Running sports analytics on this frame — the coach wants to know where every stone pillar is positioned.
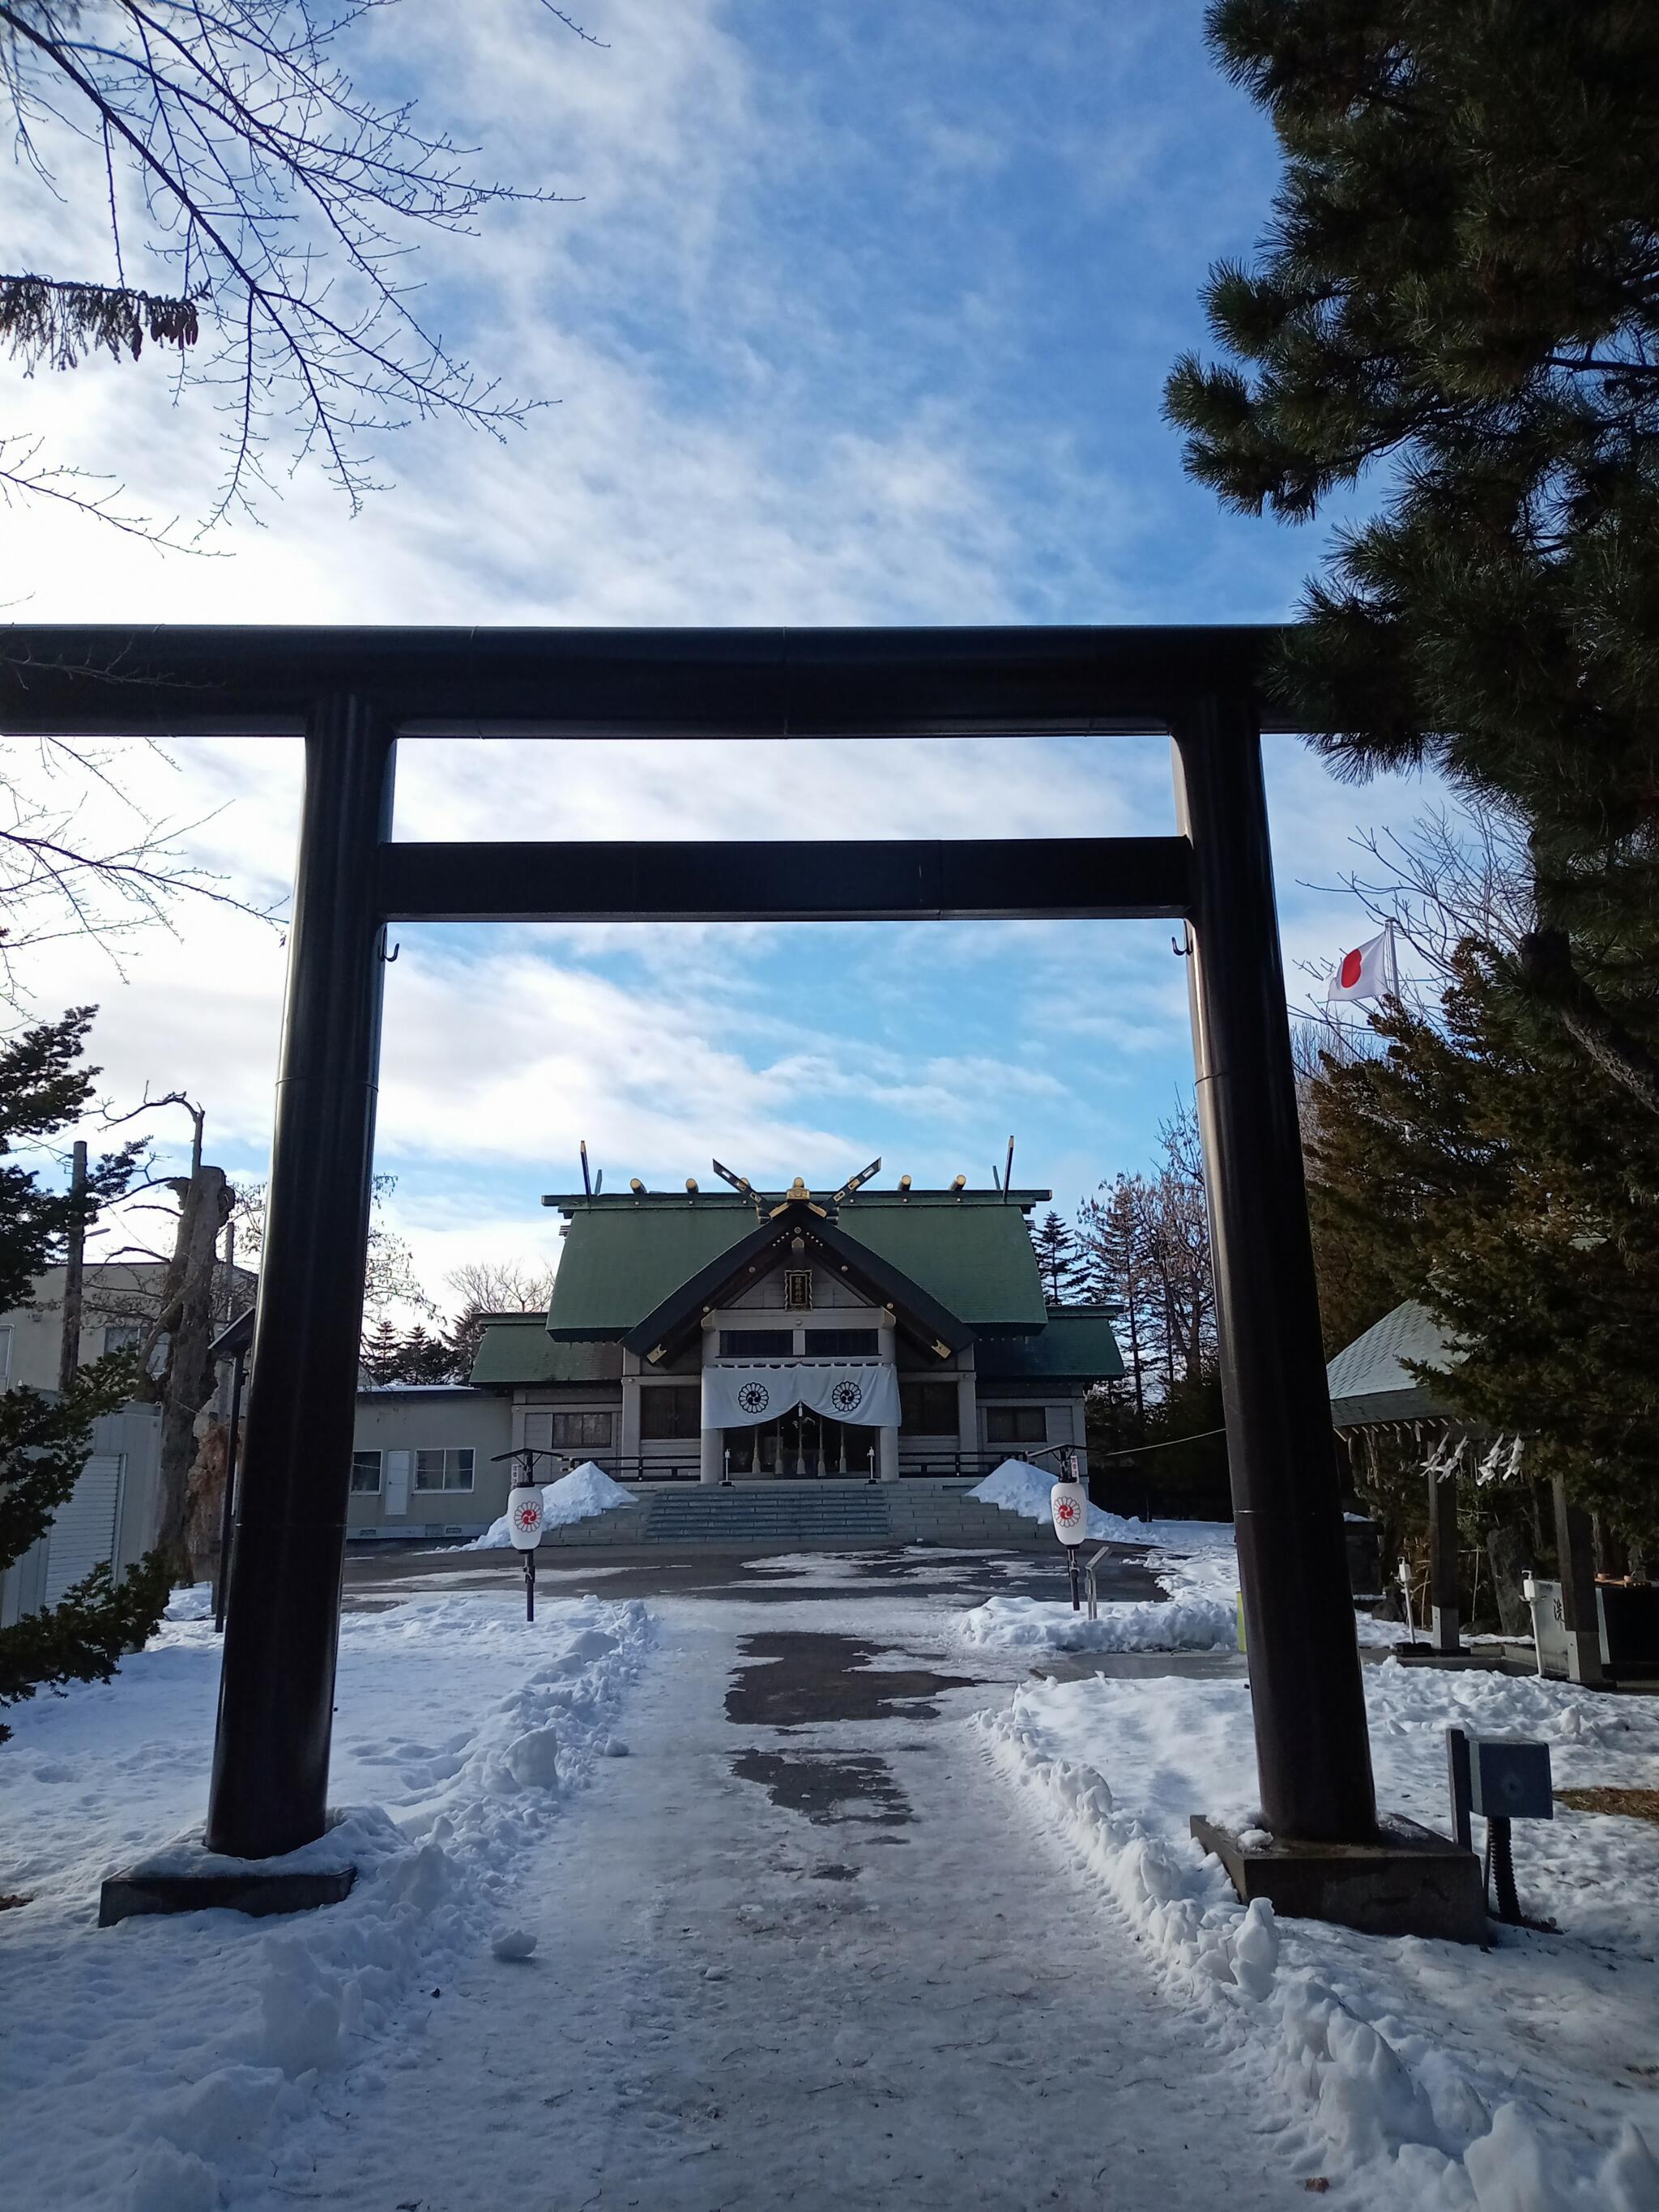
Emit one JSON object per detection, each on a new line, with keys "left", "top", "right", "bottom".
{"left": 1552, "top": 1476, "right": 1606, "bottom": 1686}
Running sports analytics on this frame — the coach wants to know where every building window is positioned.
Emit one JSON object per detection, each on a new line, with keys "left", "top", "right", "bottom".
{"left": 901, "top": 1381, "right": 958, "bottom": 1434}
{"left": 103, "top": 1322, "right": 142, "bottom": 1356}
{"left": 414, "top": 1447, "right": 475, "bottom": 1492}
{"left": 719, "top": 1329, "right": 793, "bottom": 1357}
{"left": 804, "top": 1328, "right": 879, "bottom": 1357}
{"left": 551, "top": 1409, "right": 613, "bottom": 1451}
{"left": 640, "top": 1386, "right": 701, "bottom": 1440}
{"left": 783, "top": 1269, "right": 813, "bottom": 1311}
{"left": 987, "top": 1406, "right": 1047, "bottom": 1446}
{"left": 350, "top": 1450, "right": 383, "bottom": 1494}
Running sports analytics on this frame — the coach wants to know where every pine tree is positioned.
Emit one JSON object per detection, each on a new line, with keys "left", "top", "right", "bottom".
{"left": 1166, "top": 1, "right": 1659, "bottom": 1114}
{"left": 0, "top": 1010, "right": 168, "bottom": 1745}
{"left": 1304, "top": 956, "right": 1659, "bottom": 1546}
{"left": 1029, "top": 1209, "right": 1085, "bottom": 1306}
{"left": 359, "top": 1317, "right": 403, "bottom": 1386}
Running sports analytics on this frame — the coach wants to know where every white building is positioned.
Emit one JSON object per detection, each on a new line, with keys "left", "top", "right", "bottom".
{"left": 347, "top": 1176, "right": 1122, "bottom": 1541}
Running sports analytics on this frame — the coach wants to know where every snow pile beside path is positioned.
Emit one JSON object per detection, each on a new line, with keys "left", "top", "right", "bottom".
{"left": 982, "top": 1656, "right": 1659, "bottom": 2207}
{"left": 968, "top": 1458, "right": 1117, "bottom": 1536}
{"left": 467, "top": 1460, "right": 641, "bottom": 1549}
{"left": 959, "top": 1592, "right": 1236, "bottom": 1654}
{"left": 0, "top": 1592, "right": 653, "bottom": 2212}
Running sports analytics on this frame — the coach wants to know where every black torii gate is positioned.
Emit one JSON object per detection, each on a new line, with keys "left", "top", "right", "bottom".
{"left": 1, "top": 624, "right": 1377, "bottom": 1861}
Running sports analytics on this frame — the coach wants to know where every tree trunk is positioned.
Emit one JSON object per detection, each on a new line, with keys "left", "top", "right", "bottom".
{"left": 1486, "top": 1521, "right": 1531, "bottom": 1638}
{"left": 185, "top": 1417, "right": 231, "bottom": 1584}
{"left": 138, "top": 1164, "right": 234, "bottom": 1582}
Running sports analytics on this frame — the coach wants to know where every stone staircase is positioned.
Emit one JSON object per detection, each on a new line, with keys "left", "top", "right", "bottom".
{"left": 528, "top": 1477, "right": 1056, "bottom": 1551}
{"left": 645, "top": 1481, "right": 893, "bottom": 1546}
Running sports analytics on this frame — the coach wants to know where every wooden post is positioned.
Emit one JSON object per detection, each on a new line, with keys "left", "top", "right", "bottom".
{"left": 1429, "top": 1454, "right": 1461, "bottom": 1655}
{"left": 1171, "top": 695, "right": 1377, "bottom": 1844}
{"left": 206, "top": 697, "right": 395, "bottom": 1858}
{"left": 58, "top": 1139, "right": 87, "bottom": 1391}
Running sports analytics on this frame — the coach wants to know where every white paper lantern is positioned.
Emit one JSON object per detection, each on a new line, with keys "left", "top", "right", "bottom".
{"left": 1050, "top": 1477, "right": 1090, "bottom": 1547}
{"left": 508, "top": 1488, "right": 544, "bottom": 1550}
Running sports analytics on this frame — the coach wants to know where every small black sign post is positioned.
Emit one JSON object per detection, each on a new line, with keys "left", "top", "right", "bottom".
{"left": 495, "top": 1446, "right": 556, "bottom": 1622}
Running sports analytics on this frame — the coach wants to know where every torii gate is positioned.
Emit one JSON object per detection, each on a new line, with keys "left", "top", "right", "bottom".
{"left": 2, "top": 624, "right": 1379, "bottom": 1874}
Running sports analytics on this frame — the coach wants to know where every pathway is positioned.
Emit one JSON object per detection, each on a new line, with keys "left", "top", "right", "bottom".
{"left": 270, "top": 1576, "right": 1320, "bottom": 2210}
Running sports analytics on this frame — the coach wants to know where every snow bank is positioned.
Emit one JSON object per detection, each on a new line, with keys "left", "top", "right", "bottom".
{"left": 968, "top": 1457, "right": 1118, "bottom": 1536}
{"left": 0, "top": 1592, "right": 653, "bottom": 2210}
{"left": 467, "top": 1460, "right": 641, "bottom": 1549}
{"left": 983, "top": 1656, "right": 1659, "bottom": 2208}
{"left": 163, "top": 1583, "right": 213, "bottom": 1622}
{"left": 959, "top": 1591, "right": 1237, "bottom": 1653}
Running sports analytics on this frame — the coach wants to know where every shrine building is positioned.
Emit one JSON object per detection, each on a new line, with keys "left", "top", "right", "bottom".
{"left": 346, "top": 1171, "right": 1122, "bottom": 1541}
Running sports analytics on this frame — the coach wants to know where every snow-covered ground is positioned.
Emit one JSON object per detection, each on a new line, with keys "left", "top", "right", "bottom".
{"left": 972, "top": 1514, "right": 1659, "bottom": 2207}
{"left": 4, "top": 1529, "right": 1657, "bottom": 2211}
{"left": 0, "top": 1590, "right": 651, "bottom": 2210}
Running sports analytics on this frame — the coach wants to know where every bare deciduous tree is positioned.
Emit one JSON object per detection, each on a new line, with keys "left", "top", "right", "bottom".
{"left": 0, "top": 0, "right": 599, "bottom": 532}
{"left": 234, "top": 1171, "right": 436, "bottom": 1343}
{"left": 446, "top": 1257, "right": 557, "bottom": 1317}
{"left": 0, "top": 731, "right": 279, "bottom": 1008}
{"left": 1077, "top": 1104, "right": 1215, "bottom": 1414}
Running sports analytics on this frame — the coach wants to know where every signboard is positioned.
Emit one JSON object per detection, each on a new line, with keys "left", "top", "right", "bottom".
{"left": 1525, "top": 1577, "right": 1571, "bottom": 1678}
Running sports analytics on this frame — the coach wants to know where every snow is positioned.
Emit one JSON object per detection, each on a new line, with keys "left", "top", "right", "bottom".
{"left": 9, "top": 1519, "right": 1659, "bottom": 2210}
{"left": 464, "top": 1460, "right": 642, "bottom": 1549}
{"left": 960, "top": 1590, "right": 1238, "bottom": 1652}
{"left": 983, "top": 1653, "right": 1659, "bottom": 2207}
{"left": 957, "top": 1512, "right": 1410, "bottom": 1655}
{"left": 0, "top": 1591, "right": 651, "bottom": 2211}
{"left": 969, "top": 1455, "right": 1120, "bottom": 1535}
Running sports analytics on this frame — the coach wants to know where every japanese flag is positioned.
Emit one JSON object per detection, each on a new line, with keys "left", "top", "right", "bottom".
{"left": 1326, "top": 926, "right": 1395, "bottom": 1004}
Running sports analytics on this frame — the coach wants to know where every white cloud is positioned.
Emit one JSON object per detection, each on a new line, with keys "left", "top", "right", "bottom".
{"left": 3, "top": 0, "right": 1456, "bottom": 1281}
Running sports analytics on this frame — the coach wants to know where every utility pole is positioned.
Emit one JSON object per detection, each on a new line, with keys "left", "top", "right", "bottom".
{"left": 58, "top": 1140, "right": 87, "bottom": 1392}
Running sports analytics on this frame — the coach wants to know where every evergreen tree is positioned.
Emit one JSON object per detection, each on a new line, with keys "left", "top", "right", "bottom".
{"left": 1029, "top": 1209, "right": 1085, "bottom": 1306}
{"left": 1166, "top": 0, "right": 1659, "bottom": 1113}
{"left": 442, "top": 1303, "right": 493, "bottom": 1385}
{"left": 394, "top": 1325, "right": 465, "bottom": 1386}
{"left": 1304, "top": 955, "right": 1659, "bottom": 1545}
{"left": 359, "top": 1317, "right": 403, "bottom": 1386}
{"left": 0, "top": 1010, "right": 168, "bottom": 1745}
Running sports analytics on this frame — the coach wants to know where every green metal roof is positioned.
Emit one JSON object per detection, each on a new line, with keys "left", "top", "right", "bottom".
{"left": 975, "top": 1309, "right": 1124, "bottom": 1383}
{"left": 1327, "top": 1300, "right": 1459, "bottom": 1428}
{"left": 469, "top": 1317, "right": 623, "bottom": 1389}
{"left": 544, "top": 1188, "right": 1051, "bottom": 1336}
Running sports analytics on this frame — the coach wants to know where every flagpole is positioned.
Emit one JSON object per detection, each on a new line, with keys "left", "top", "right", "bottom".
{"left": 1386, "top": 918, "right": 1401, "bottom": 999}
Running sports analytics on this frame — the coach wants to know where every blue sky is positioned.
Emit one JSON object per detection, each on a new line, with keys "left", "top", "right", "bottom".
{"left": 9, "top": 1, "right": 1429, "bottom": 1302}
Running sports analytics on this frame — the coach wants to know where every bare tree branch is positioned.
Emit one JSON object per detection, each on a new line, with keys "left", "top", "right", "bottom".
{"left": 0, "top": 1, "right": 591, "bottom": 529}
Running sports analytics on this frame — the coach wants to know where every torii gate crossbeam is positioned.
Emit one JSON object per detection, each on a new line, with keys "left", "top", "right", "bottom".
{"left": 0, "top": 624, "right": 1378, "bottom": 1864}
